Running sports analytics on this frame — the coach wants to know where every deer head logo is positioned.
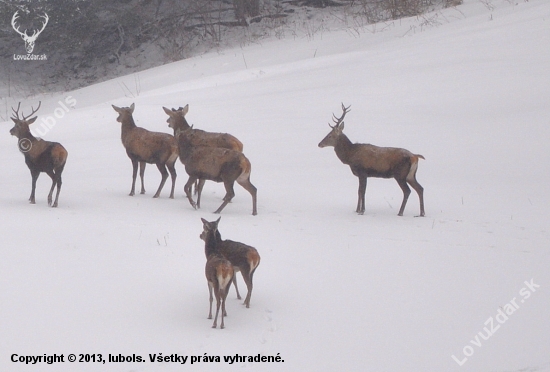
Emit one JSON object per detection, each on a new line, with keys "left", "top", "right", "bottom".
{"left": 11, "top": 11, "right": 49, "bottom": 54}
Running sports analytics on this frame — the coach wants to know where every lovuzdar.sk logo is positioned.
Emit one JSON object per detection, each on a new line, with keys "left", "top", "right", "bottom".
{"left": 11, "top": 10, "right": 49, "bottom": 60}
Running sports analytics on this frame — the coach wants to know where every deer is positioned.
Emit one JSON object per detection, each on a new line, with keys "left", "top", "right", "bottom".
{"left": 177, "top": 127, "right": 257, "bottom": 215}
{"left": 318, "top": 103, "right": 425, "bottom": 217}
{"left": 9, "top": 102, "right": 68, "bottom": 207}
{"left": 201, "top": 217, "right": 260, "bottom": 308}
{"left": 200, "top": 220, "right": 234, "bottom": 329}
{"left": 11, "top": 11, "right": 49, "bottom": 54}
{"left": 112, "top": 104, "right": 178, "bottom": 199}
{"left": 163, "top": 105, "right": 243, "bottom": 204}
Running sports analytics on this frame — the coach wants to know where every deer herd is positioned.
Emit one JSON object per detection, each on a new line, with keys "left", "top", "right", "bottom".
{"left": 7, "top": 101, "right": 425, "bottom": 328}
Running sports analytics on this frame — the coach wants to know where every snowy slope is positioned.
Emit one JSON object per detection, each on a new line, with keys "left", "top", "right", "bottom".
{"left": 1, "top": 1, "right": 549, "bottom": 371}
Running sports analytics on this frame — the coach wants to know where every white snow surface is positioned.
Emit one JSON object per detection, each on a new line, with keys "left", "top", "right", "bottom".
{"left": 1, "top": 1, "right": 549, "bottom": 371}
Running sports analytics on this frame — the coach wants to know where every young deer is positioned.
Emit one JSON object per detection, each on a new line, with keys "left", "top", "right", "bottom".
{"left": 319, "top": 103, "right": 425, "bottom": 217}
{"left": 163, "top": 105, "right": 243, "bottom": 203}
{"left": 200, "top": 219, "right": 234, "bottom": 329}
{"left": 112, "top": 104, "right": 178, "bottom": 198}
{"left": 9, "top": 102, "right": 68, "bottom": 207}
{"left": 178, "top": 128, "right": 257, "bottom": 215}
{"left": 201, "top": 217, "right": 260, "bottom": 308}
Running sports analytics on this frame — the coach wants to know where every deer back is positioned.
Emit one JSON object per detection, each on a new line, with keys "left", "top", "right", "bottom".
{"left": 218, "top": 238, "right": 260, "bottom": 273}
{"left": 123, "top": 127, "right": 178, "bottom": 163}
{"left": 187, "top": 128, "right": 243, "bottom": 152}
{"left": 178, "top": 130, "right": 249, "bottom": 180}
{"left": 341, "top": 141, "right": 419, "bottom": 179}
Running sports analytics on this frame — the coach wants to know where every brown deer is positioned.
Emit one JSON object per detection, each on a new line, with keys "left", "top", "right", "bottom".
{"left": 112, "top": 104, "right": 178, "bottom": 198}
{"left": 200, "top": 217, "right": 260, "bottom": 308}
{"left": 318, "top": 103, "right": 425, "bottom": 217}
{"left": 9, "top": 102, "right": 67, "bottom": 207}
{"left": 200, "top": 219, "right": 234, "bottom": 329}
{"left": 178, "top": 128, "right": 257, "bottom": 215}
{"left": 163, "top": 105, "right": 243, "bottom": 204}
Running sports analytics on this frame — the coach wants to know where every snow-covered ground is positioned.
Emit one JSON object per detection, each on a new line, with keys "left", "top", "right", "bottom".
{"left": 1, "top": 1, "right": 549, "bottom": 371}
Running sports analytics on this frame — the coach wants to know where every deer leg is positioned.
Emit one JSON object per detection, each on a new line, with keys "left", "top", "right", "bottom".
{"left": 396, "top": 178, "right": 412, "bottom": 216}
{"left": 241, "top": 268, "right": 254, "bottom": 308}
{"left": 29, "top": 169, "right": 39, "bottom": 204}
{"left": 45, "top": 169, "right": 62, "bottom": 207}
{"left": 167, "top": 161, "right": 177, "bottom": 199}
{"left": 236, "top": 173, "right": 258, "bottom": 216}
{"left": 129, "top": 159, "right": 138, "bottom": 196}
{"left": 153, "top": 163, "right": 169, "bottom": 198}
{"left": 52, "top": 172, "right": 62, "bottom": 208}
{"left": 196, "top": 179, "right": 206, "bottom": 209}
{"left": 357, "top": 176, "right": 367, "bottom": 214}
{"left": 184, "top": 176, "right": 197, "bottom": 209}
{"left": 193, "top": 180, "right": 199, "bottom": 195}
{"left": 46, "top": 170, "right": 56, "bottom": 206}
{"left": 407, "top": 178, "right": 425, "bottom": 217}
{"left": 214, "top": 181, "right": 235, "bottom": 214}
{"left": 139, "top": 161, "right": 146, "bottom": 194}
{"left": 232, "top": 269, "right": 242, "bottom": 300}
{"left": 220, "top": 287, "right": 228, "bottom": 329}
{"left": 213, "top": 286, "right": 222, "bottom": 329}
{"left": 207, "top": 282, "right": 214, "bottom": 320}
{"left": 223, "top": 278, "right": 232, "bottom": 316}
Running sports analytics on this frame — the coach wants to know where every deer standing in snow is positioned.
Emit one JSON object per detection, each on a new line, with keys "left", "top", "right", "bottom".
{"left": 200, "top": 218, "right": 235, "bottom": 329}
{"left": 163, "top": 105, "right": 243, "bottom": 206}
{"left": 318, "top": 103, "right": 425, "bottom": 216}
{"left": 177, "top": 127, "right": 257, "bottom": 215}
{"left": 112, "top": 104, "right": 178, "bottom": 198}
{"left": 200, "top": 217, "right": 260, "bottom": 308}
{"left": 9, "top": 102, "right": 67, "bottom": 207}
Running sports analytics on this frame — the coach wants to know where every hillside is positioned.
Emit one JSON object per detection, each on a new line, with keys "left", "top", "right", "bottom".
{"left": 1, "top": 0, "right": 549, "bottom": 371}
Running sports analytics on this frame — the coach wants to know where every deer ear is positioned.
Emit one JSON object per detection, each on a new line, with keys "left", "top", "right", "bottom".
{"left": 339, "top": 122, "right": 345, "bottom": 131}
{"left": 27, "top": 117, "right": 38, "bottom": 124}
{"left": 215, "top": 216, "right": 221, "bottom": 224}
{"left": 182, "top": 104, "right": 189, "bottom": 115}
{"left": 112, "top": 105, "right": 121, "bottom": 112}
{"left": 129, "top": 103, "right": 135, "bottom": 113}
{"left": 162, "top": 106, "right": 173, "bottom": 116}
{"left": 201, "top": 218, "right": 208, "bottom": 225}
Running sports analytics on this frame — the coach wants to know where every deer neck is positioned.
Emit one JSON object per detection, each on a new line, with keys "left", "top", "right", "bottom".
{"left": 177, "top": 133, "right": 194, "bottom": 160}
{"left": 204, "top": 231, "right": 223, "bottom": 258}
{"left": 120, "top": 115, "right": 137, "bottom": 137}
{"left": 334, "top": 133, "right": 355, "bottom": 165}
{"left": 16, "top": 128, "right": 38, "bottom": 143}
{"left": 174, "top": 116, "right": 190, "bottom": 132}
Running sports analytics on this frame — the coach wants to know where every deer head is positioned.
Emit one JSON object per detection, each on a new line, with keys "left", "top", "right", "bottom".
{"left": 318, "top": 103, "right": 351, "bottom": 148}
{"left": 163, "top": 105, "right": 190, "bottom": 132}
{"left": 112, "top": 103, "right": 135, "bottom": 122}
{"left": 10, "top": 101, "right": 41, "bottom": 138}
{"left": 11, "top": 11, "right": 49, "bottom": 54}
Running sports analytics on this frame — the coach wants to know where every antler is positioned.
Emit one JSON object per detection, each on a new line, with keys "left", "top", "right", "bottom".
{"left": 11, "top": 102, "right": 22, "bottom": 120}
{"left": 11, "top": 11, "right": 27, "bottom": 38}
{"left": 23, "top": 101, "right": 42, "bottom": 120}
{"left": 329, "top": 103, "right": 351, "bottom": 128}
{"left": 11, "top": 11, "right": 48, "bottom": 39}
{"left": 32, "top": 13, "right": 49, "bottom": 39}
{"left": 12, "top": 102, "right": 41, "bottom": 121}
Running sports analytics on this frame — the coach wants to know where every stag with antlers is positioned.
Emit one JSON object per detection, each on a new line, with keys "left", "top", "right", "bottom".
{"left": 9, "top": 102, "right": 68, "bottom": 207}
{"left": 318, "top": 103, "right": 425, "bottom": 217}
{"left": 11, "top": 11, "right": 49, "bottom": 54}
